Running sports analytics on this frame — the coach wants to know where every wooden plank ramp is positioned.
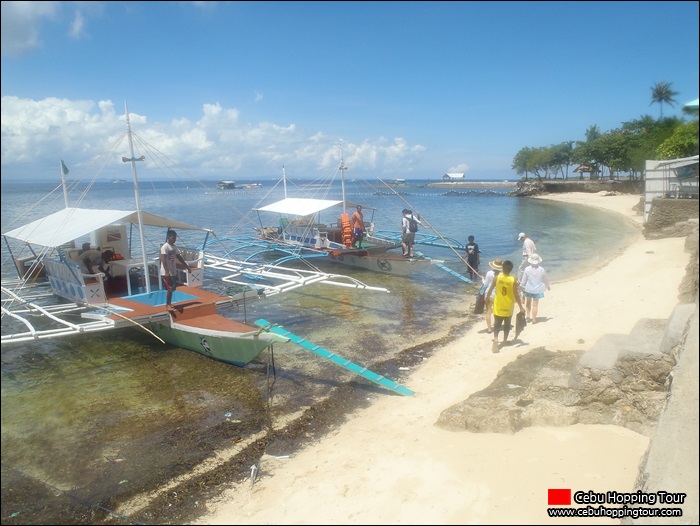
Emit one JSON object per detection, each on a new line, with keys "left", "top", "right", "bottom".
{"left": 254, "top": 319, "right": 414, "bottom": 396}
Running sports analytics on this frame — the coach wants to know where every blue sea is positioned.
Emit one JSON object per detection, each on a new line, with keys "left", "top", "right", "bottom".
{"left": 0, "top": 178, "right": 639, "bottom": 523}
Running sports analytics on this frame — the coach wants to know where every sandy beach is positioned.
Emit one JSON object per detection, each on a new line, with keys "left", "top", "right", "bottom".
{"left": 197, "top": 192, "right": 690, "bottom": 525}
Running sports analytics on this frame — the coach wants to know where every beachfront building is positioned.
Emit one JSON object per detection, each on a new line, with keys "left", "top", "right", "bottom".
{"left": 443, "top": 172, "right": 465, "bottom": 181}
{"left": 643, "top": 155, "right": 699, "bottom": 223}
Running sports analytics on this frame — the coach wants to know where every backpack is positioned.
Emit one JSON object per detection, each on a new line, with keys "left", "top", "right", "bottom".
{"left": 408, "top": 215, "right": 419, "bottom": 233}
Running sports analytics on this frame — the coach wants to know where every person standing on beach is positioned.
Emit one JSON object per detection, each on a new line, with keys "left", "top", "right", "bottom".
{"left": 160, "top": 229, "right": 192, "bottom": 313}
{"left": 517, "top": 232, "right": 537, "bottom": 282}
{"left": 520, "top": 253, "right": 550, "bottom": 323}
{"left": 465, "top": 235, "right": 480, "bottom": 281}
{"left": 486, "top": 260, "right": 524, "bottom": 352}
{"left": 351, "top": 205, "right": 365, "bottom": 248}
{"left": 481, "top": 258, "right": 502, "bottom": 333}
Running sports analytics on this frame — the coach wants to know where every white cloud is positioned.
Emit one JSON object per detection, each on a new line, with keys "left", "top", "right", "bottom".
{"left": 1, "top": 1, "right": 59, "bottom": 57}
{"left": 1, "top": 96, "right": 429, "bottom": 180}
{"left": 68, "top": 9, "right": 85, "bottom": 39}
{"left": 448, "top": 163, "right": 471, "bottom": 174}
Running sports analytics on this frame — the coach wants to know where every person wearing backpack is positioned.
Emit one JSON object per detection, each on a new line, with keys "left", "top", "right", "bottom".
{"left": 401, "top": 209, "right": 421, "bottom": 257}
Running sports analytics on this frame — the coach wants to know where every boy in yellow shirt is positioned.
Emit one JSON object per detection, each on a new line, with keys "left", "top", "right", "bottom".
{"left": 485, "top": 260, "right": 525, "bottom": 353}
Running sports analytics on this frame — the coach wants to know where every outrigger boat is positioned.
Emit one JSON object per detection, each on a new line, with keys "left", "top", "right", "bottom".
{"left": 1, "top": 106, "right": 413, "bottom": 396}
{"left": 248, "top": 153, "right": 443, "bottom": 277}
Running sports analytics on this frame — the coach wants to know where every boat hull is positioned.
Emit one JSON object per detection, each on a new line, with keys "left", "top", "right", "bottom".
{"left": 149, "top": 314, "right": 288, "bottom": 367}
{"left": 104, "top": 287, "right": 288, "bottom": 366}
{"left": 328, "top": 253, "right": 432, "bottom": 276}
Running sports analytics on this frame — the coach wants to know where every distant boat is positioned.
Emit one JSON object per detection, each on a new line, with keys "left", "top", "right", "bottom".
{"left": 243, "top": 183, "right": 263, "bottom": 189}
{"left": 390, "top": 178, "right": 407, "bottom": 186}
{"left": 217, "top": 180, "right": 236, "bottom": 190}
{"left": 111, "top": 179, "right": 127, "bottom": 184}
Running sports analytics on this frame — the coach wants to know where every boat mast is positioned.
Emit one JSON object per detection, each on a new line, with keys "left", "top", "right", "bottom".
{"left": 282, "top": 165, "right": 288, "bottom": 198}
{"left": 60, "top": 160, "right": 69, "bottom": 208}
{"left": 339, "top": 142, "right": 348, "bottom": 215}
{"left": 123, "top": 102, "right": 151, "bottom": 293}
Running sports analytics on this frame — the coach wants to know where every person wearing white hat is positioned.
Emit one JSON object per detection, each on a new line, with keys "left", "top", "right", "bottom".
{"left": 520, "top": 253, "right": 550, "bottom": 323}
{"left": 480, "top": 258, "right": 503, "bottom": 333}
{"left": 517, "top": 232, "right": 537, "bottom": 282}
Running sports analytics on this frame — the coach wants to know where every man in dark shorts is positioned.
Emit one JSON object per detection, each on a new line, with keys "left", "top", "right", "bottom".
{"left": 160, "top": 229, "right": 192, "bottom": 312}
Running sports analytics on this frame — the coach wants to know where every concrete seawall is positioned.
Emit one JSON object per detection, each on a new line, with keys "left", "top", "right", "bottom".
{"left": 626, "top": 292, "right": 699, "bottom": 524}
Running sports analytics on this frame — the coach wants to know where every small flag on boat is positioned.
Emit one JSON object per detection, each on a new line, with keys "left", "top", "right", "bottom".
{"left": 122, "top": 155, "right": 146, "bottom": 163}
{"left": 61, "top": 160, "right": 69, "bottom": 175}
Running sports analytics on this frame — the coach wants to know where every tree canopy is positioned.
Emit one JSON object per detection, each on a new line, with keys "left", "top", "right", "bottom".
{"left": 512, "top": 83, "right": 698, "bottom": 181}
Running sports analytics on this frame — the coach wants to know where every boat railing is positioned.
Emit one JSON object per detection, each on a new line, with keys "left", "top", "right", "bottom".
{"left": 177, "top": 248, "right": 205, "bottom": 287}
{"left": 44, "top": 258, "right": 108, "bottom": 305}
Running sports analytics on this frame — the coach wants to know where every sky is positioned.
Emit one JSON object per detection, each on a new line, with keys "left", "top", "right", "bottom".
{"left": 1, "top": 1, "right": 698, "bottom": 182}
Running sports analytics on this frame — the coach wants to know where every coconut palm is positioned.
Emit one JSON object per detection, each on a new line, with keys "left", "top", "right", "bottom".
{"left": 650, "top": 81, "right": 678, "bottom": 119}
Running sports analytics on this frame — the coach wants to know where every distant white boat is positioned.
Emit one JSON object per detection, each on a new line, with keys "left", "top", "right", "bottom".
{"left": 111, "top": 179, "right": 127, "bottom": 184}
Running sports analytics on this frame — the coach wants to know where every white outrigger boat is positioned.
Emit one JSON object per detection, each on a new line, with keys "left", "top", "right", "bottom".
{"left": 247, "top": 152, "right": 443, "bottom": 277}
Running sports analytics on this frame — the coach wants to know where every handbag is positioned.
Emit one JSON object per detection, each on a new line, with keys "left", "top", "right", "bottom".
{"left": 474, "top": 291, "right": 485, "bottom": 314}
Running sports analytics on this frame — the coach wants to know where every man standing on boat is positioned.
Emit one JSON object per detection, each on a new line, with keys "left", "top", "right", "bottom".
{"left": 160, "top": 229, "right": 192, "bottom": 313}
{"left": 351, "top": 205, "right": 365, "bottom": 248}
{"left": 401, "top": 209, "right": 421, "bottom": 258}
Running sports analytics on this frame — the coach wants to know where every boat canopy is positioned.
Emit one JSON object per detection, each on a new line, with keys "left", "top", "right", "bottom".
{"left": 254, "top": 198, "right": 343, "bottom": 216}
{"left": 3, "top": 207, "right": 210, "bottom": 248}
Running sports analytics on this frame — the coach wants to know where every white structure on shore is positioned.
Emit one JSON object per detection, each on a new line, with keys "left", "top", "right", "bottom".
{"left": 442, "top": 172, "right": 465, "bottom": 181}
{"left": 643, "top": 155, "right": 699, "bottom": 223}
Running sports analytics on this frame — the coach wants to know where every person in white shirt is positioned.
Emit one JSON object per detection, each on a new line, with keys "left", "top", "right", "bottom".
{"left": 517, "top": 232, "right": 537, "bottom": 282}
{"left": 520, "top": 253, "right": 550, "bottom": 323}
{"left": 401, "top": 209, "right": 422, "bottom": 257}
{"left": 160, "top": 229, "right": 192, "bottom": 312}
{"left": 480, "top": 258, "right": 502, "bottom": 333}
{"left": 79, "top": 249, "right": 114, "bottom": 278}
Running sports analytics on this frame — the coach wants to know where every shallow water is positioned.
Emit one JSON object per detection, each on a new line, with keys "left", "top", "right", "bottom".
{"left": 0, "top": 179, "right": 640, "bottom": 523}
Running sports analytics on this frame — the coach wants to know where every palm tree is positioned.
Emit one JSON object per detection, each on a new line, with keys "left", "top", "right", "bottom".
{"left": 650, "top": 81, "right": 678, "bottom": 119}
{"left": 585, "top": 124, "right": 601, "bottom": 142}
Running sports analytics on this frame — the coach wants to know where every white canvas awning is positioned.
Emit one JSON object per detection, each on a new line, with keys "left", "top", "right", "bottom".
{"left": 254, "top": 198, "right": 343, "bottom": 216}
{"left": 655, "top": 155, "right": 699, "bottom": 169}
{"left": 3, "top": 207, "right": 209, "bottom": 248}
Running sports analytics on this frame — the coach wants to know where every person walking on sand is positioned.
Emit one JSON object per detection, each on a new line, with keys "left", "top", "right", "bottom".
{"left": 486, "top": 260, "right": 524, "bottom": 353}
{"left": 351, "top": 205, "right": 365, "bottom": 248}
{"left": 517, "top": 232, "right": 537, "bottom": 282}
{"left": 481, "top": 258, "right": 502, "bottom": 333}
{"left": 520, "top": 253, "right": 550, "bottom": 323}
{"left": 160, "top": 229, "right": 192, "bottom": 312}
{"left": 465, "top": 235, "right": 481, "bottom": 281}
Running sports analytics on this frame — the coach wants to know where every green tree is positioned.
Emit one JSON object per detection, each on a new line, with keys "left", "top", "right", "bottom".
{"left": 655, "top": 120, "right": 700, "bottom": 159}
{"left": 585, "top": 124, "right": 601, "bottom": 142}
{"left": 650, "top": 81, "right": 678, "bottom": 119}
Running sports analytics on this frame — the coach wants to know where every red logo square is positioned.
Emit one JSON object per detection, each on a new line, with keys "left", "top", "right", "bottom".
{"left": 548, "top": 488, "right": 571, "bottom": 505}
